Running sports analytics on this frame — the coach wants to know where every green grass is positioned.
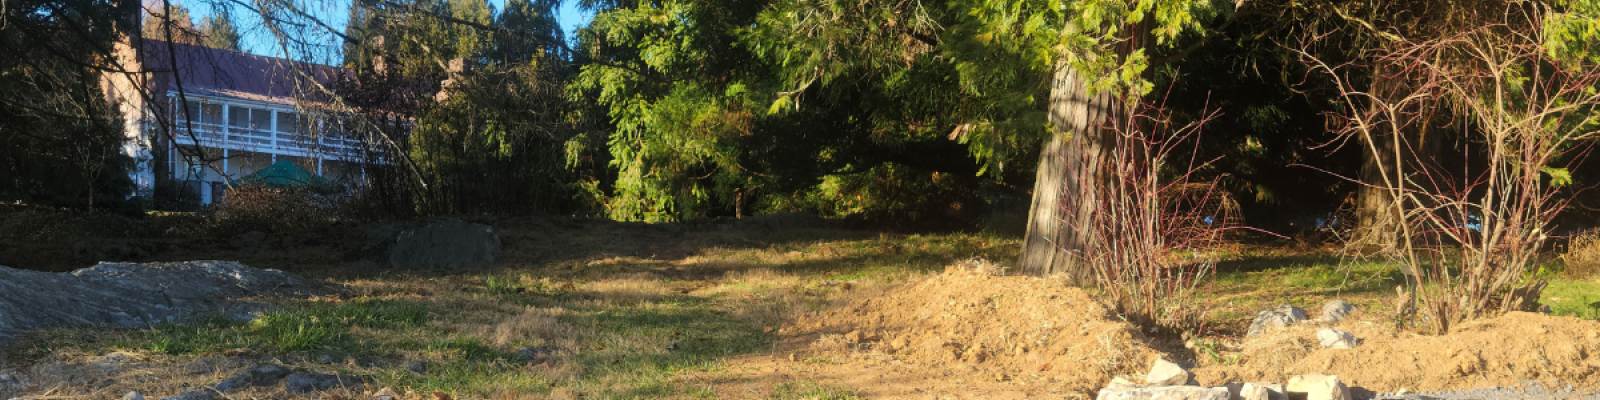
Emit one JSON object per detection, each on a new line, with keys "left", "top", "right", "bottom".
{"left": 43, "top": 225, "right": 1599, "bottom": 399}
{"left": 765, "top": 382, "right": 860, "bottom": 400}
{"left": 1542, "top": 277, "right": 1600, "bottom": 320}
{"left": 123, "top": 299, "right": 431, "bottom": 355}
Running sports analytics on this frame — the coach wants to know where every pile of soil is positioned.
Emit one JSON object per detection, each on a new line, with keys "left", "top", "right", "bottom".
{"left": 753, "top": 263, "right": 1600, "bottom": 398}
{"left": 1195, "top": 312, "right": 1600, "bottom": 392}
{"left": 781, "top": 262, "right": 1163, "bottom": 396}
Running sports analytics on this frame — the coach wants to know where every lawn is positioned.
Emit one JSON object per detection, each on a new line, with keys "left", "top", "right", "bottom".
{"left": 7, "top": 222, "right": 1596, "bottom": 399}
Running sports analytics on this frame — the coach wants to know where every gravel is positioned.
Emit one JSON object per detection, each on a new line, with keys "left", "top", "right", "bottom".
{"left": 1361, "top": 381, "right": 1599, "bottom": 400}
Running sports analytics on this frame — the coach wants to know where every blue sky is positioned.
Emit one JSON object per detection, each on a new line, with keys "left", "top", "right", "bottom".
{"left": 183, "top": 0, "right": 593, "bottom": 60}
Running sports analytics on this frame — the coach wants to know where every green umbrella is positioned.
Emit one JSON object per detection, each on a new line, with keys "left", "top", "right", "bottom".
{"left": 234, "top": 160, "right": 337, "bottom": 191}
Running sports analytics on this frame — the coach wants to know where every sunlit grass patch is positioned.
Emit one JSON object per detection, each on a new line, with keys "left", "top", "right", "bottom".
{"left": 122, "top": 299, "right": 431, "bottom": 355}
{"left": 1542, "top": 277, "right": 1600, "bottom": 320}
{"left": 765, "top": 381, "right": 861, "bottom": 400}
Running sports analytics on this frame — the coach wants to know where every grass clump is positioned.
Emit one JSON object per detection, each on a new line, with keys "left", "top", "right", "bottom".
{"left": 125, "top": 299, "right": 431, "bottom": 355}
{"left": 766, "top": 382, "right": 861, "bottom": 400}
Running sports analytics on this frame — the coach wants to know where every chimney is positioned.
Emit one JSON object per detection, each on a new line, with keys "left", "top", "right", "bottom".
{"left": 115, "top": 0, "right": 143, "bottom": 42}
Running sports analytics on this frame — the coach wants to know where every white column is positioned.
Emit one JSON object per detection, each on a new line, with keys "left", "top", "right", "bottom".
{"left": 221, "top": 102, "right": 229, "bottom": 144}
{"left": 269, "top": 109, "right": 278, "bottom": 151}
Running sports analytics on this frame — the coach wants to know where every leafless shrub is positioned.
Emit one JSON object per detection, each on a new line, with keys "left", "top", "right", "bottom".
{"left": 1298, "top": 4, "right": 1600, "bottom": 333}
{"left": 1057, "top": 94, "right": 1229, "bottom": 331}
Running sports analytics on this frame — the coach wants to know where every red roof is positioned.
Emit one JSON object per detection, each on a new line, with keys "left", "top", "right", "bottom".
{"left": 138, "top": 40, "right": 346, "bottom": 106}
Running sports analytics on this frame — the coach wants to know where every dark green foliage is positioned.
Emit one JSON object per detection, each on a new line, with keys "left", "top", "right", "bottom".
{"left": 337, "top": 0, "right": 588, "bottom": 216}
{"left": 0, "top": 0, "right": 138, "bottom": 212}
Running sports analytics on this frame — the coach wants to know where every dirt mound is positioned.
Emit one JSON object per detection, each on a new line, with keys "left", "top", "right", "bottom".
{"left": 784, "top": 262, "right": 1162, "bottom": 396}
{"left": 1196, "top": 312, "right": 1600, "bottom": 392}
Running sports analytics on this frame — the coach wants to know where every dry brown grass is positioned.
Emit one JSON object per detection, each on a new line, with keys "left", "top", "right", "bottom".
{"left": 1562, "top": 232, "right": 1600, "bottom": 279}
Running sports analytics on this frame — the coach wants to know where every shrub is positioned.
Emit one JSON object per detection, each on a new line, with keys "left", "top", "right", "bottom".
{"left": 203, "top": 184, "right": 337, "bottom": 235}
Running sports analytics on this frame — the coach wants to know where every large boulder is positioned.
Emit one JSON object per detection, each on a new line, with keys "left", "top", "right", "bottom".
{"left": 365, "top": 219, "right": 501, "bottom": 270}
{"left": 0, "top": 261, "right": 317, "bottom": 335}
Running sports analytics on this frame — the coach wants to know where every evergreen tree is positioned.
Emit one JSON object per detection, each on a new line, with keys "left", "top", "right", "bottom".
{"left": 200, "top": 9, "right": 242, "bottom": 51}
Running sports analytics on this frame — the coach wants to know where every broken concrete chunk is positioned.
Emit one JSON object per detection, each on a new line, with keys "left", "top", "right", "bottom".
{"left": 1145, "top": 358, "right": 1193, "bottom": 386}
{"left": 1317, "top": 329, "right": 1359, "bottom": 349}
{"left": 1097, "top": 386, "right": 1230, "bottom": 400}
{"left": 1239, "top": 382, "right": 1285, "bottom": 400}
{"left": 1318, "top": 300, "right": 1358, "bottom": 323}
{"left": 1287, "top": 374, "right": 1351, "bottom": 400}
{"left": 1247, "top": 305, "right": 1308, "bottom": 336}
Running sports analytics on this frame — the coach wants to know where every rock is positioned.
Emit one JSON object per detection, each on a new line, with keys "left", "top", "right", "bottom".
{"left": 1317, "top": 300, "right": 1358, "bottom": 323}
{"left": 212, "top": 364, "right": 292, "bottom": 392}
{"left": 1317, "top": 329, "right": 1359, "bottom": 349}
{"left": 1106, "top": 377, "right": 1143, "bottom": 391}
{"left": 1239, "top": 383, "right": 1285, "bottom": 400}
{"left": 1287, "top": 374, "right": 1351, "bottom": 400}
{"left": 284, "top": 371, "right": 363, "bottom": 394}
{"left": 1096, "top": 386, "right": 1230, "bottom": 400}
{"left": 1145, "top": 358, "right": 1192, "bottom": 386}
{"left": 123, "top": 391, "right": 145, "bottom": 400}
{"left": 383, "top": 219, "right": 501, "bottom": 270}
{"left": 0, "top": 261, "right": 317, "bottom": 335}
{"left": 406, "top": 359, "right": 428, "bottom": 374}
{"left": 1247, "top": 305, "right": 1308, "bottom": 336}
{"left": 372, "top": 387, "right": 400, "bottom": 400}
{"left": 516, "top": 346, "right": 554, "bottom": 364}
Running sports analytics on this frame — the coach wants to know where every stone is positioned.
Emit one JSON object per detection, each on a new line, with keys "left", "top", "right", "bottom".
{"left": 123, "top": 391, "right": 145, "bottom": 400}
{"left": 1106, "top": 377, "right": 1143, "bottom": 391}
{"left": 406, "top": 359, "right": 428, "bottom": 374}
{"left": 1145, "top": 358, "right": 1192, "bottom": 386}
{"left": 1096, "top": 386, "right": 1230, "bottom": 400}
{"left": 284, "top": 371, "right": 363, "bottom": 394}
{"left": 1247, "top": 305, "right": 1308, "bottom": 336}
{"left": 212, "top": 364, "right": 292, "bottom": 392}
{"left": 379, "top": 219, "right": 501, "bottom": 270}
{"left": 0, "top": 261, "right": 317, "bottom": 334}
{"left": 1239, "top": 383, "right": 1285, "bottom": 400}
{"left": 372, "top": 387, "right": 400, "bottom": 400}
{"left": 1317, "top": 300, "right": 1358, "bottom": 323}
{"left": 1317, "top": 329, "right": 1359, "bottom": 349}
{"left": 1287, "top": 374, "right": 1351, "bottom": 400}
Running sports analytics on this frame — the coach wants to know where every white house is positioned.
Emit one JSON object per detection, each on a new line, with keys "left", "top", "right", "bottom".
{"left": 105, "top": 38, "right": 376, "bottom": 206}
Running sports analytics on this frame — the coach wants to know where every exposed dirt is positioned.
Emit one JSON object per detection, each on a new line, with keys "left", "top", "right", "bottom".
{"left": 700, "top": 264, "right": 1600, "bottom": 399}
{"left": 698, "top": 262, "right": 1168, "bottom": 399}
{"left": 1195, "top": 312, "right": 1600, "bottom": 393}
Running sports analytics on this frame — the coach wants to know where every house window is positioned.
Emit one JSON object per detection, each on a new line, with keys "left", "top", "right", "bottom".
{"left": 181, "top": 100, "right": 221, "bottom": 125}
{"left": 276, "top": 112, "right": 299, "bottom": 134}
{"left": 229, "top": 107, "right": 271, "bottom": 130}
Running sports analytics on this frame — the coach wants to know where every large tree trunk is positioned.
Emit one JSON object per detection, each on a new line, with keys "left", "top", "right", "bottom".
{"left": 1351, "top": 66, "right": 1444, "bottom": 251}
{"left": 1016, "top": 63, "right": 1119, "bottom": 284}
